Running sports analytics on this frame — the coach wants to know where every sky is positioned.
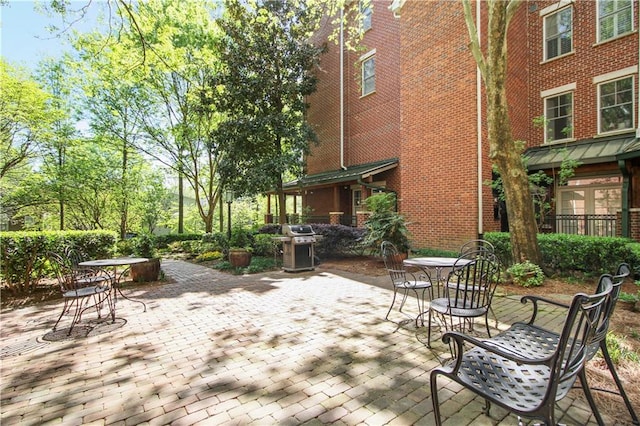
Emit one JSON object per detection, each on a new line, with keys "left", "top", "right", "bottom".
{"left": 1, "top": 0, "right": 100, "bottom": 71}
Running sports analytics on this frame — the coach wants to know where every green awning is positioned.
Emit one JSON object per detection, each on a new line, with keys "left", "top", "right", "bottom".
{"left": 283, "top": 158, "right": 398, "bottom": 189}
{"left": 524, "top": 132, "right": 637, "bottom": 171}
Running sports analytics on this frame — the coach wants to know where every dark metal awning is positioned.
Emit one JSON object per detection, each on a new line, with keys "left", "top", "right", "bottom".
{"left": 283, "top": 158, "right": 398, "bottom": 190}
{"left": 524, "top": 132, "right": 637, "bottom": 171}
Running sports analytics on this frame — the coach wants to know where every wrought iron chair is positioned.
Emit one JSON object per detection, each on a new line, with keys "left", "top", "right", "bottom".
{"left": 49, "top": 251, "right": 113, "bottom": 335}
{"left": 381, "top": 241, "right": 432, "bottom": 323}
{"left": 63, "top": 246, "right": 113, "bottom": 287}
{"left": 430, "top": 278, "right": 613, "bottom": 426}
{"left": 459, "top": 239, "right": 495, "bottom": 256}
{"left": 481, "top": 265, "right": 637, "bottom": 425}
{"left": 427, "top": 251, "right": 500, "bottom": 348}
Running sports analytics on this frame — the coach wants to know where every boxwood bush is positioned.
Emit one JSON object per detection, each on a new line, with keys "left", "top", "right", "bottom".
{"left": 484, "top": 232, "right": 640, "bottom": 276}
{"left": 0, "top": 230, "right": 117, "bottom": 293}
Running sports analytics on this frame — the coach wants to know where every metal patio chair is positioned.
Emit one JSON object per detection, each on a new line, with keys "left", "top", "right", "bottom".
{"left": 480, "top": 265, "right": 638, "bottom": 425}
{"left": 381, "top": 241, "right": 432, "bottom": 323}
{"left": 49, "top": 251, "right": 113, "bottom": 335}
{"left": 427, "top": 251, "right": 500, "bottom": 348}
{"left": 431, "top": 277, "right": 613, "bottom": 426}
{"left": 459, "top": 239, "right": 495, "bottom": 256}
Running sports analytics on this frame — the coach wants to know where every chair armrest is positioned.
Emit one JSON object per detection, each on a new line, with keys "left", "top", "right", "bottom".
{"left": 441, "top": 331, "right": 553, "bottom": 372}
{"left": 520, "top": 295, "right": 570, "bottom": 325}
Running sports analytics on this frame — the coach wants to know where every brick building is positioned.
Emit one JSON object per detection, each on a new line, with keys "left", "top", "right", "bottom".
{"left": 279, "top": 0, "right": 639, "bottom": 251}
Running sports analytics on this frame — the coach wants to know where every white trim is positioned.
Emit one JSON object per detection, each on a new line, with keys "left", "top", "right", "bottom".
{"left": 596, "top": 0, "right": 635, "bottom": 43}
{"left": 593, "top": 66, "right": 638, "bottom": 84}
{"left": 540, "top": 82, "right": 576, "bottom": 98}
{"left": 542, "top": 4, "right": 574, "bottom": 61}
{"left": 540, "top": 0, "right": 573, "bottom": 17}
{"left": 359, "top": 48, "right": 376, "bottom": 62}
{"left": 597, "top": 74, "right": 635, "bottom": 134}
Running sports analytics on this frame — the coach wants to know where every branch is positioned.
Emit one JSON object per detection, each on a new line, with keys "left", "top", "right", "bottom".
{"left": 461, "top": 0, "right": 486, "bottom": 78}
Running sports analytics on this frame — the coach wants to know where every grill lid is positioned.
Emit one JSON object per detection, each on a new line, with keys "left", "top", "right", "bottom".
{"left": 282, "top": 224, "right": 315, "bottom": 236}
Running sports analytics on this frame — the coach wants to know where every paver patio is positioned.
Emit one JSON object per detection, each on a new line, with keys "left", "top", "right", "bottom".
{"left": 1, "top": 259, "right": 617, "bottom": 425}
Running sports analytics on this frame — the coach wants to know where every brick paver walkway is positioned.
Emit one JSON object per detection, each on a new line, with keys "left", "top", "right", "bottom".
{"left": 1, "top": 259, "right": 616, "bottom": 425}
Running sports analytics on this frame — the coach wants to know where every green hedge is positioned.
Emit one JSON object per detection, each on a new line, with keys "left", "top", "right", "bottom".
{"left": 484, "top": 232, "right": 640, "bottom": 276}
{"left": 0, "top": 230, "right": 117, "bottom": 293}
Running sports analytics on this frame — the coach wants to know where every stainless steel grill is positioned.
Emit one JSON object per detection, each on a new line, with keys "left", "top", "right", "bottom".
{"left": 280, "top": 224, "right": 316, "bottom": 272}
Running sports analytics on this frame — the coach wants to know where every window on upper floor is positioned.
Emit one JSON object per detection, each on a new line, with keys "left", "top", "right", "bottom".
{"left": 598, "top": 0, "right": 633, "bottom": 42}
{"left": 361, "top": 53, "right": 375, "bottom": 96}
{"left": 545, "top": 92, "right": 573, "bottom": 142}
{"left": 599, "top": 76, "right": 634, "bottom": 133}
{"left": 544, "top": 6, "right": 573, "bottom": 61}
{"left": 360, "top": 0, "right": 372, "bottom": 31}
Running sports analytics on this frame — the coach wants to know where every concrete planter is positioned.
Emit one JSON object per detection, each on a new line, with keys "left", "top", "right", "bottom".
{"left": 229, "top": 250, "right": 252, "bottom": 268}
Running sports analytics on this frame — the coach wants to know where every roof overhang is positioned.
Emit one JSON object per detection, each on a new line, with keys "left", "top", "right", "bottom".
{"left": 524, "top": 132, "right": 637, "bottom": 171}
{"left": 283, "top": 158, "right": 398, "bottom": 191}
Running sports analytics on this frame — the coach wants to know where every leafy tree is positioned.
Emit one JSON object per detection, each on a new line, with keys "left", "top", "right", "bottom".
{"left": 461, "top": 0, "right": 541, "bottom": 264}
{"left": 0, "top": 60, "right": 60, "bottom": 179}
{"left": 215, "top": 0, "right": 325, "bottom": 224}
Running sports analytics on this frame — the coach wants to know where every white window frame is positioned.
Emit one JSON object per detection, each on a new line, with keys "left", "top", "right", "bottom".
{"left": 597, "top": 74, "right": 635, "bottom": 134}
{"left": 360, "top": 0, "right": 372, "bottom": 32}
{"left": 542, "top": 4, "right": 573, "bottom": 61}
{"left": 597, "top": 0, "right": 634, "bottom": 43}
{"left": 541, "top": 83, "right": 575, "bottom": 143}
{"left": 556, "top": 175, "right": 621, "bottom": 236}
{"left": 360, "top": 50, "right": 376, "bottom": 97}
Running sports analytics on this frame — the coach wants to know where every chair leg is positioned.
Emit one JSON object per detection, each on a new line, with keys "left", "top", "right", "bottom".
{"left": 578, "top": 369, "right": 605, "bottom": 426}
{"left": 427, "top": 309, "right": 434, "bottom": 348}
{"left": 52, "top": 299, "right": 71, "bottom": 331}
{"left": 398, "top": 289, "right": 409, "bottom": 313}
{"left": 600, "top": 342, "right": 640, "bottom": 425}
{"left": 430, "top": 370, "right": 443, "bottom": 426}
{"left": 385, "top": 289, "right": 399, "bottom": 320}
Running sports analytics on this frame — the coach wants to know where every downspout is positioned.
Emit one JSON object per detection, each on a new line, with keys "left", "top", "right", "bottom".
{"left": 637, "top": 4, "right": 640, "bottom": 139}
{"left": 476, "top": 0, "right": 483, "bottom": 237}
{"left": 340, "top": 7, "right": 347, "bottom": 171}
{"left": 618, "top": 159, "right": 630, "bottom": 237}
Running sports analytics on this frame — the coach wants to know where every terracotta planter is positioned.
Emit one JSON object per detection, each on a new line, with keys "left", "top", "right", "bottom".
{"left": 130, "top": 258, "right": 161, "bottom": 282}
{"left": 229, "top": 250, "right": 252, "bottom": 268}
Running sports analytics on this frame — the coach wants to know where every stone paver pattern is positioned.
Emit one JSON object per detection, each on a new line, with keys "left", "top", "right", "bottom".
{"left": 1, "top": 259, "right": 616, "bottom": 425}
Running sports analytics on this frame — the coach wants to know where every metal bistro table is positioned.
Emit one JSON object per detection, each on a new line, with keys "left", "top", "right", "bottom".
{"left": 78, "top": 257, "right": 149, "bottom": 320}
{"left": 403, "top": 256, "right": 471, "bottom": 326}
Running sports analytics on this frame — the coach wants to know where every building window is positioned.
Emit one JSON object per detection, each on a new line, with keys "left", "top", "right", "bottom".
{"left": 362, "top": 55, "right": 375, "bottom": 96}
{"left": 557, "top": 176, "right": 621, "bottom": 236}
{"left": 360, "top": 0, "right": 372, "bottom": 31}
{"left": 544, "top": 6, "right": 572, "bottom": 60}
{"left": 598, "top": 0, "right": 633, "bottom": 42}
{"left": 545, "top": 92, "right": 573, "bottom": 142}
{"left": 599, "top": 76, "right": 634, "bottom": 133}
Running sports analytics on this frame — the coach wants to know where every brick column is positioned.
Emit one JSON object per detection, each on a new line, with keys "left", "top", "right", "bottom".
{"left": 356, "top": 211, "right": 371, "bottom": 228}
{"left": 329, "top": 212, "right": 344, "bottom": 225}
{"left": 629, "top": 208, "right": 640, "bottom": 242}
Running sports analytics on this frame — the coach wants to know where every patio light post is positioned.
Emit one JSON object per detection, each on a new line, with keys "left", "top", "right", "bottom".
{"left": 225, "top": 189, "right": 234, "bottom": 241}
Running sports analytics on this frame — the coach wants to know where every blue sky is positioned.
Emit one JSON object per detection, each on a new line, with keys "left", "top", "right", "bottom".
{"left": 1, "top": 0, "right": 100, "bottom": 70}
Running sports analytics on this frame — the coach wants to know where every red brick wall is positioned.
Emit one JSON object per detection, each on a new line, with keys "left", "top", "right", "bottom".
{"left": 306, "top": 1, "right": 401, "bottom": 173}
{"left": 526, "top": 1, "right": 639, "bottom": 146}
{"left": 398, "top": 0, "right": 498, "bottom": 250}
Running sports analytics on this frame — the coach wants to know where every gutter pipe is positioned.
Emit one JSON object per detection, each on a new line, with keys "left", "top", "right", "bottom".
{"left": 340, "top": 7, "right": 347, "bottom": 171}
{"left": 476, "top": 0, "right": 483, "bottom": 237}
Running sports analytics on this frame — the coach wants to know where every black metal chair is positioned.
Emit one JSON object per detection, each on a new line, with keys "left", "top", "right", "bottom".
{"left": 430, "top": 277, "right": 614, "bottom": 426}
{"left": 479, "top": 265, "right": 638, "bottom": 425}
{"left": 49, "top": 251, "right": 113, "bottom": 335}
{"left": 63, "top": 247, "right": 113, "bottom": 287}
{"left": 459, "top": 239, "right": 495, "bottom": 256}
{"left": 427, "top": 251, "right": 500, "bottom": 348}
{"left": 381, "top": 241, "right": 432, "bottom": 323}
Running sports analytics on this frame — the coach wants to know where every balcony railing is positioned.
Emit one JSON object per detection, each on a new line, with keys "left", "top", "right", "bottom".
{"left": 541, "top": 214, "right": 617, "bottom": 237}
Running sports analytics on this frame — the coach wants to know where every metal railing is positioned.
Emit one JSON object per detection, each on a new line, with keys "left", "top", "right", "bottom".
{"left": 541, "top": 214, "right": 617, "bottom": 237}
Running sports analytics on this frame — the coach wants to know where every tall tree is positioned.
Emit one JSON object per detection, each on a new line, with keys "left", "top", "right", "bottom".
{"left": 0, "top": 61, "right": 60, "bottom": 179}
{"left": 462, "top": 0, "right": 541, "bottom": 264}
{"left": 215, "top": 0, "right": 324, "bottom": 224}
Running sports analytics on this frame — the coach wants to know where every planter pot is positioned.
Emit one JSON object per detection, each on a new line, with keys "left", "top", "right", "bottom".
{"left": 130, "top": 258, "right": 161, "bottom": 282}
{"left": 229, "top": 250, "right": 252, "bottom": 268}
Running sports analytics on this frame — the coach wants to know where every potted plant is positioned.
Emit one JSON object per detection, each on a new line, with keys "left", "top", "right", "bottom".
{"left": 362, "top": 193, "right": 411, "bottom": 257}
{"left": 130, "top": 233, "right": 161, "bottom": 282}
{"left": 506, "top": 261, "right": 544, "bottom": 288}
{"left": 228, "top": 226, "right": 254, "bottom": 268}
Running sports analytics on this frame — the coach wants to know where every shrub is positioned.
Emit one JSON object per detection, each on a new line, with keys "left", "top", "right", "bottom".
{"left": 310, "top": 224, "right": 367, "bottom": 258}
{"left": 229, "top": 225, "right": 254, "bottom": 249}
{"left": 132, "top": 234, "right": 157, "bottom": 258}
{"left": 507, "top": 261, "right": 545, "bottom": 287}
{"left": 361, "top": 193, "right": 410, "bottom": 253}
{"left": 257, "top": 224, "right": 282, "bottom": 234}
{"left": 155, "top": 233, "right": 203, "bottom": 249}
{"left": 253, "top": 234, "right": 278, "bottom": 257}
{"left": 202, "top": 232, "right": 228, "bottom": 251}
{"left": 195, "top": 251, "right": 223, "bottom": 262}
